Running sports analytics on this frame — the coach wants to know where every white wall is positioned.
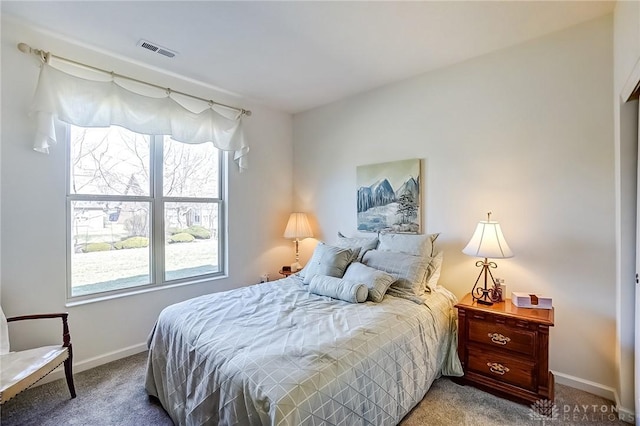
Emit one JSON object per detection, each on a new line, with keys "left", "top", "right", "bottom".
{"left": 614, "top": 0, "right": 640, "bottom": 418}
{"left": 0, "top": 18, "right": 293, "bottom": 369}
{"left": 293, "top": 16, "right": 616, "bottom": 398}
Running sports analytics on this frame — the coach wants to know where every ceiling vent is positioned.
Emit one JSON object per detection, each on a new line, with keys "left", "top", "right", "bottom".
{"left": 137, "top": 40, "right": 177, "bottom": 58}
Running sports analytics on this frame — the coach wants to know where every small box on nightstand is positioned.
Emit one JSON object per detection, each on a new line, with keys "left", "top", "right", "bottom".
{"left": 511, "top": 292, "right": 552, "bottom": 309}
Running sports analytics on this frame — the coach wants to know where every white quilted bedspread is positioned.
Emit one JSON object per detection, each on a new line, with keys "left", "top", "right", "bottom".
{"left": 145, "top": 276, "right": 462, "bottom": 426}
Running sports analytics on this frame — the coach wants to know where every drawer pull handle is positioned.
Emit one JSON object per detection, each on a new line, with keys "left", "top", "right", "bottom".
{"left": 488, "top": 332, "right": 511, "bottom": 345}
{"left": 487, "top": 362, "right": 510, "bottom": 375}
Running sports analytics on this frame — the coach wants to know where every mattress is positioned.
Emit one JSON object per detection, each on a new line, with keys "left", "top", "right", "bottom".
{"left": 145, "top": 275, "right": 463, "bottom": 425}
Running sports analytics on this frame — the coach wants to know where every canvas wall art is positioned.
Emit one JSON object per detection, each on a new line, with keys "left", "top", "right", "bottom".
{"left": 356, "top": 158, "right": 421, "bottom": 233}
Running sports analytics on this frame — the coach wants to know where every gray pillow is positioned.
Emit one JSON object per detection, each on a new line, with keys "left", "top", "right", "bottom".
{"left": 301, "top": 243, "right": 358, "bottom": 285}
{"left": 343, "top": 262, "right": 395, "bottom": 303}
{"left": 361, "top": 249, "right": 432, "bottom": 297}
{"left": 378, "top": 233, "right": 439, "bottom": 257}
{"left": 308, "top": 275, "right": 368, "bottom": 303}
{"left": 335, "top": 232, "right": 379, "bottom": 261}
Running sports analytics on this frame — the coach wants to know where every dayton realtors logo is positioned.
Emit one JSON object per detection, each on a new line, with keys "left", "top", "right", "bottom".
{"left": 528, "top": 399, "right": 559, "bottom": 423}
{"left": 529, "top": 399, "right": 633, "bottom": 423}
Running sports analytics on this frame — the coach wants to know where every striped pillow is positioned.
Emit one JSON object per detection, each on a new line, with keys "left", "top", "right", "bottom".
{"left": 361, "top": 249, "right": 433, "bottom": 297}
{"left": 308, "top": 275, "right": 368, "bottom": 303}
{"left": 342, "top": 262, "right": 395, "bottom": 303}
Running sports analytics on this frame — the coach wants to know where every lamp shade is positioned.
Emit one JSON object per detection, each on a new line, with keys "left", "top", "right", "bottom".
{"left": 284, "top": 213, "right": 313, "bottom": 239}
{"left": 462, "top": 220, "right": 513, "bottom": 259}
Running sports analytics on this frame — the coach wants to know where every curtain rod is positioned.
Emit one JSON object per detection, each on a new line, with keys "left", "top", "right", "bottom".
{"left": 17, "top": 42, "right": 252, "bottom": 117}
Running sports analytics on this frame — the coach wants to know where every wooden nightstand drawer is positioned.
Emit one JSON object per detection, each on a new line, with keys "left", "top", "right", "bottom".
{"left": 468, "top": 317, "right": 535, "bottom": 357}
{"left": 467, "top": 346, "right": 536, "bottom": 391}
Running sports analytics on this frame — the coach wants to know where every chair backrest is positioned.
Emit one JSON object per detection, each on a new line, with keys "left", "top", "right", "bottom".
{"left": 0, "top": 306, "right": 9, "bottom": 354}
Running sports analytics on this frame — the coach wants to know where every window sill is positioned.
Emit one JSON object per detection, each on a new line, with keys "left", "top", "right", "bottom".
{"left": 65, "top": 273, "right": 228, "bottom": 307}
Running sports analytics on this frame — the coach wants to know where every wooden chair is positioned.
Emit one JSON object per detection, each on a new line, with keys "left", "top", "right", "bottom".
{"left": 0, "top": 310, "right": 76, "bottom": 404}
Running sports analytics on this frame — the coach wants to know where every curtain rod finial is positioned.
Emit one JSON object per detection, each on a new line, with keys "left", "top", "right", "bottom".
{"left": 17, "top": 43, "right": 32, "bottom": 54}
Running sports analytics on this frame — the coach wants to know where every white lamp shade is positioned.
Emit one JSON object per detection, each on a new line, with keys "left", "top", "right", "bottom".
{"left": 462, "top": 221, "right": 513, "bottom": 259}
{"left": 284, "top": 213, "right": 313, "bottom": 239}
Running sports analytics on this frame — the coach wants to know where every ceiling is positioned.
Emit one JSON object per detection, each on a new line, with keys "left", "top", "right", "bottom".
{"left": 2, "top": 1, "right": 615, "bottom": 113}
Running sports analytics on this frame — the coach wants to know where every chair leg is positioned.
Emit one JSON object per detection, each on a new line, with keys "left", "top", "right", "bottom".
{"left": 64, "top": 347, "right": 76, "bottom": 399}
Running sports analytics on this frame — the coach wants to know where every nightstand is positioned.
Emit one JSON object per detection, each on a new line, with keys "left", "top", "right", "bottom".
{"left": 455, "top": 293, "right": 554, "bottom": 404}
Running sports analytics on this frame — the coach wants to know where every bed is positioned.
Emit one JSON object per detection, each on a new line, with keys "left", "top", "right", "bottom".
{"left": 145, "top": 270, "right": 463, "bottom": 425}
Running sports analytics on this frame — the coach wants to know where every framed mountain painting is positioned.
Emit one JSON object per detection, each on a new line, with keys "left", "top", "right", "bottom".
{"left": 356, "top": 158, "right": 421, "bottom": 233}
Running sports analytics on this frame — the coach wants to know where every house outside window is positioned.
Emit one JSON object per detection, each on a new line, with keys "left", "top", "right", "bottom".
{"left": 67, "top": 125, "right": 225, "bottom": 301}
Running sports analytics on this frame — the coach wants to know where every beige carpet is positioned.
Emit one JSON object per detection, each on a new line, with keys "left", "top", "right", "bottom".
{"left": 0, "top": 351, "right": 631, "bottom": 425}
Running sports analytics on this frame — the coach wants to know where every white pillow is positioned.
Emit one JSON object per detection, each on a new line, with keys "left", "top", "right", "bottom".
{"left": 300, "top": 243, "right": 359, "bottom": 285}
{"left": 362, "top": 249, "right": 432, "bottom": 297}
{"left": 343, "top": 262, "right": 395, "bottom": 303}
{"left": 425, "top": 250, "right": 444, "bottom": 291}
{"left": 0, "top": 306, "right": 10, "bottom": 355}
{"left": 378, "top": 233, "right": 439, "bottom": 257}
{"left": 308, "top": 275, "right": 368, "bottom": 303}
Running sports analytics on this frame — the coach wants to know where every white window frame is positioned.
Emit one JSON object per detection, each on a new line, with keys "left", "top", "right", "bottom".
{"left": 65, "top": 126, "right": 227, "bottom": 305}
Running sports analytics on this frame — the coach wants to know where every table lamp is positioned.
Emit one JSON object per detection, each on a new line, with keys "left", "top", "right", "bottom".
{"left": 462, "top": 212, "right": 513, "bottom": 305}
{"left": 284, "top": 212, "right": 313, "bottom": 271}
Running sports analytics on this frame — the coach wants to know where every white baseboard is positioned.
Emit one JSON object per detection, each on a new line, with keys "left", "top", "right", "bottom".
{"left": 553, "top": 370, "right": 617, "bottom": 401}
{"left": 36, "top": 342, "right": 147, "bottom": 386}
{"left": 616, "top": 406, "right": 636, "bottom": 425}
{"left": 553, "top": 371, "right": 636, "bottom": 423}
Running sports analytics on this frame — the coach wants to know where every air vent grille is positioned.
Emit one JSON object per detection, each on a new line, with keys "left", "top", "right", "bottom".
{"left": 137, "top": 39, "right": 177, "bottom": 59}
{"left": 140, "top": 42, "right": 158, "bottom": 52}
{"left": 157, "top": 49, "right": 175, "bottom": 58}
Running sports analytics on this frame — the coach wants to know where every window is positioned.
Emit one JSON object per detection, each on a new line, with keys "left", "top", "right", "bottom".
{"left": 67, "top": 125, "right": 225, "bottom": 300}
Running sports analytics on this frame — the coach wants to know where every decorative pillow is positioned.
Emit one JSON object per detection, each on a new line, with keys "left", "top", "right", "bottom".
{"left": 361, "top": 249, "right": 432, "bottom": 297}
{"left": 308, "top": 275, "right": 368, "bottom": 303}
{"left": 425, "top": 250, "right": 444, "bottom": 291}
{"left": 335, "top": 232, "right": 378, "bottom": 262}
{"left": 301, "top": 243, "right": 359, "bottom": 285}
{"left": 343, "top": 262, "right": 395, "bottom": 303}
{"left": 378, "top": 233, "right": 439, "bottom": 257}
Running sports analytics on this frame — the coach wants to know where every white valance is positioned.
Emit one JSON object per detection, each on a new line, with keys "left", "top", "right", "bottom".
{"left": 31, "top": 63, "right": 249, "bottom": 170}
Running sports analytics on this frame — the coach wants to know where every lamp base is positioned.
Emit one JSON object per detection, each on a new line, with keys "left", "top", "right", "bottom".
{"left": 471, "top": 259, "right": 497, "bottom": 306}
{"left": 476, "top": 292, "right": 494, "bottom": 306}
{"left": 291, "top": 262, "right": 302, "bottom": 271}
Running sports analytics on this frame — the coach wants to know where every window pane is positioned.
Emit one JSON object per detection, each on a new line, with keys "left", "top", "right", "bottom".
{"left": 163, "top": 137, "right": 219, "bottom": 198}
{"left": 70, "top": 126, "right": 150, "bottom": 196}
{"left": 70, "top": 200, "right": 151, "bottom": 296}
{"left": 165, "top": 202, "right": 219, "bottom": 281}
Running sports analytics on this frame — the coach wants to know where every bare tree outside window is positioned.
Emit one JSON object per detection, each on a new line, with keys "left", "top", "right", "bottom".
{"left": 68, "top": 126, "right": 223, "bottom": 299}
